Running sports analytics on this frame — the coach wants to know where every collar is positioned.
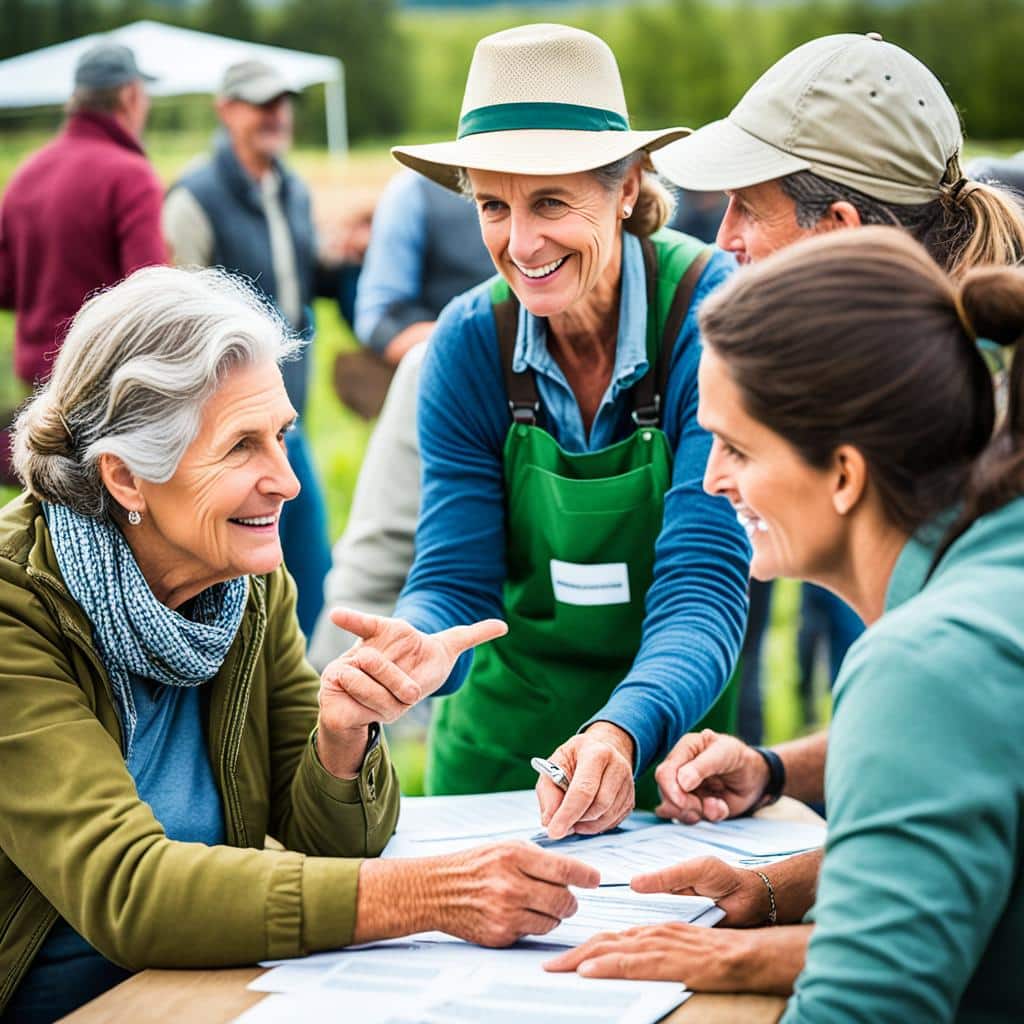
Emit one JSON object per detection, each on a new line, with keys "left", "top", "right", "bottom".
{"left": 883, "top": 514, "right": 954, "bottom": 612}
{"left": 512, "top": 231, "right": 649, "bottom": 394}
{"left": 65, "top": 111, "right": 146, "bottom": 157}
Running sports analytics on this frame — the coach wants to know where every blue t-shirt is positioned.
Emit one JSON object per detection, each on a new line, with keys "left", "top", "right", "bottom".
{"left": 394, "top": 233, "right": 751, "bottom": 773}
{"left": 7, "top": 680, "right": 224, "bottom": 1023}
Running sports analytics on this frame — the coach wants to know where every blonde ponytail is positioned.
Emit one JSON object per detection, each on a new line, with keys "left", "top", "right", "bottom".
{"left": 942, "top": 180, "right": 1024, "bottom": 279}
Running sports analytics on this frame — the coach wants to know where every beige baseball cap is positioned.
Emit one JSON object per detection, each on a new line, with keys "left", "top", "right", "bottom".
{"left": 392, "top": 24, "right": 688, "bottom": 192}
{"left": 654, "top": 33, "right": 964, "bottom": 205}
{"left": 219, "top": 60, "right": 298, "bottom": 105}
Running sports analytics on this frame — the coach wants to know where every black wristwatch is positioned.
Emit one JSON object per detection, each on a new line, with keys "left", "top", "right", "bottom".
{"left": 752, "top": 746, "right": 786, "bottom": 808}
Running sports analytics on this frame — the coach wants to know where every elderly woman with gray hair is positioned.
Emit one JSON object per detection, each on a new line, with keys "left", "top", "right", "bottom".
{"left": 0, "top": 267, "right": 597, "bottom": 1023}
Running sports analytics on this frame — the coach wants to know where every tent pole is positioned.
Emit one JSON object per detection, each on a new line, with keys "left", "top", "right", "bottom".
{"left": 324, "top": 62, "right": 347, "bottom": 158}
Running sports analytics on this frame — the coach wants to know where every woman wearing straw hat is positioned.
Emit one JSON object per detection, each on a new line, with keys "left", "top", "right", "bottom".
{"left": 326, "top": 24, "right": 750, "bottom": 839}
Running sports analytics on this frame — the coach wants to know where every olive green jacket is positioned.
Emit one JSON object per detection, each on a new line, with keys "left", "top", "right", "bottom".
{"left": 0, "top": 494, "right": 400, "bottom": 1013}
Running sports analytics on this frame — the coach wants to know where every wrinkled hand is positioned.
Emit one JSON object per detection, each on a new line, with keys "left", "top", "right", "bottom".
{"left": 435, "top": 842, "right": 600, "bottom": 947}
{"left": 654, "top": 729, "right": 769, "bottom": 823}
{"left": 544, "top": 921, "right": 754, "bottom": 989}
{"left": 631, "top": 856, "right": 769, "bottom": 927}
{"left": 319, "top": 607, "right": 507, "bottom": 730}
{"left": 536, "top": 723, "right": 636, "bottom": 840}
{"left": 316, "top": 608, "right": 506, "bottom": 776}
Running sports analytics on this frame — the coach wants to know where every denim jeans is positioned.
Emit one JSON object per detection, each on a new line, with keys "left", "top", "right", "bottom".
{"left": 279, "top": 425, "right": 332, "bottom": 643}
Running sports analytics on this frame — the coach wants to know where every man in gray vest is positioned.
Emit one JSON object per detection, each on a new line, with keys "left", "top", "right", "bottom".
{"left": 162, "top": 59, "right": 330, "bottom": 640}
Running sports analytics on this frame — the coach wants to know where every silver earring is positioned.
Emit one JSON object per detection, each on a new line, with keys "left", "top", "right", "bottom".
{"left": 623, "top": 204, "right": 633, "bottom": 218}
{"left": 127, "top": 509, "right": 142, "bottom": 526}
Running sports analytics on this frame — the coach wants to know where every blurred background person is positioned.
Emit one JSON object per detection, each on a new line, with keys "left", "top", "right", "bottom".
{"left": 796, "top": 583, "right": 863, "bottom": 724}
{"left": 332, "top": 170, "right": 493, "bottom": 421}
{"left": 668, "top": 188, "right": 727, "bottom": 245}
{"left": 310, "top": 172, "right": 493, "bottom": 666}
{"left": 0, "top": 42, "right": 164, "bottom": 484}
{"left": 163, "top": 59, "right": 336, "bottom": 640}
{"left": 355, "top": 169, "right": 493, "bottom": 366}
{"left": 967, "top": 150, "right": 1024, "bottom": 198}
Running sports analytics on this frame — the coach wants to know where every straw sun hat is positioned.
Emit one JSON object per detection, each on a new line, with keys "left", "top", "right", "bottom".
{"left": 392, "top": 23, "right": 689, "bottom": 192}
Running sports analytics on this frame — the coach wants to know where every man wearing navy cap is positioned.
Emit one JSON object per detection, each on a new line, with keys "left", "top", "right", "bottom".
{"left": 0, "top": 42, "right": 166, "bottom": 389}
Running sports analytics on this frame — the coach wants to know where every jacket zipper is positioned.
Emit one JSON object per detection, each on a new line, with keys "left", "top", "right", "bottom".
{"left": 219, "top": 577, "right": 266, "bottom": 848}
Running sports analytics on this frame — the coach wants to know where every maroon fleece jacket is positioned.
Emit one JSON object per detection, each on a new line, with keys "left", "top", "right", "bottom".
{"left": 0, "top": 111, "right": 167, "bottom": 384}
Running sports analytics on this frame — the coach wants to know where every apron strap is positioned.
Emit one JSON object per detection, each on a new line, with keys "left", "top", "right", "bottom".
{"left": 630, "top": 238, "right": 662, "bottom": 426}
{"left": 633, "top": 244, "right": 714, "bottom": 428}
{"left": 493, "top": 291, "right": 540, "bottom": 425}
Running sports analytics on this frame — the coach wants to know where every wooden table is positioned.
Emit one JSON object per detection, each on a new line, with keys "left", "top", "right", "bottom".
{"left": 63, "top": 799, "right": 820, "bottom": 1024}
{"left": 61, "top": 967, "right": 787, "bottom": 1023}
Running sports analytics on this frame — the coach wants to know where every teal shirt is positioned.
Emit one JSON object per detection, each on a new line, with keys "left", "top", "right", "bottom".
{"left": 783, "top": 500, "right": 1024, "bottom": 1024}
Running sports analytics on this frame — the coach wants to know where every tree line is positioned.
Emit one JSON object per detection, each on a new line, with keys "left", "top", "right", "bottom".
{"left": 5, "top": 0, "right": 1024, "bottom": 144}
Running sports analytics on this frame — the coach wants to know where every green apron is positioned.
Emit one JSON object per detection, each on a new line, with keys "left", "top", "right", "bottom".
{"left": 427, "top": 231, "right": 739, "bottom": 805}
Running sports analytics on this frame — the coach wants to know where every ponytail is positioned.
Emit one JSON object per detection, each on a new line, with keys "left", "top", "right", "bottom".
{"left": 934, "top": 264, "right": 1024, "bottom": 563}
{"left": 937, "top": 179, "right": 1024, "bottom": 279}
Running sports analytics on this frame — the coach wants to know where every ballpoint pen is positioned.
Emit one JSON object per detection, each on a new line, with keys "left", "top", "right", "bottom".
{"left": 530, "top": 756, "right": 570, "bottom": 791}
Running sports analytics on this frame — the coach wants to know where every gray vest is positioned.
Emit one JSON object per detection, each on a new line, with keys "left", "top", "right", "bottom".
{"left": 170, "top": 137, "right": 316, "bottom": 413}
{"left": 418, "top": 177, "right": 493, "bottom": 317}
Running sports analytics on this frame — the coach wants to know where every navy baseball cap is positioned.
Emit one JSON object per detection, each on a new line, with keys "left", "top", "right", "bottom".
{"left": 74, "top": 43, "right": 157, "bottom": 89}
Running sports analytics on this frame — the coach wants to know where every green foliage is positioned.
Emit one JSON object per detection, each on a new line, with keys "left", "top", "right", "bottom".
{"left": 10, "top": 1, "right": 1024, "bottom": 143}
{"left": 268, "top": 0, "right": 410, "bottom": 144}
{"left": 201, "top": 0, "right": 257, "bottom": 42}
{"left": 398, "top": 0, "right": 1024, "bottom": 143}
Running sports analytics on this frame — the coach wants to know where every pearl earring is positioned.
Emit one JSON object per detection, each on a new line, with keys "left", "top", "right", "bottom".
{"left": 623, "top": 205, "right": 633, "bottom": 218}
{"left": 128, "top": 509, "right": 142, "bottom": 526}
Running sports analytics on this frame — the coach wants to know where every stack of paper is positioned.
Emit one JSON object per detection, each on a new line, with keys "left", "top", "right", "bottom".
{"left": 236, "top": 941, "right": 690, "bottom": 1024}
{"left": 384, "top": 789, "right": 824, "bottom": 883}
{"left": 232, "top": 790, "right": 825, "bottom": 1023}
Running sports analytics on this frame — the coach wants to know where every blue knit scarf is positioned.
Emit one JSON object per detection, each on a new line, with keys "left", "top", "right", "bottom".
{"left": 44, "top": 503, "right": 247, "bottom": 759}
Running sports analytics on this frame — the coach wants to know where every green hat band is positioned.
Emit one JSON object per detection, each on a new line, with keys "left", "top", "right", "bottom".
{"left": 457, "top": 101, "right": 630, "bottom": 139}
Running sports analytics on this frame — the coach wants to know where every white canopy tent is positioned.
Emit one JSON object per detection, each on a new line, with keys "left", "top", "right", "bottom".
{"left": 0, "top": 20, "right": 347, "bottom": 154}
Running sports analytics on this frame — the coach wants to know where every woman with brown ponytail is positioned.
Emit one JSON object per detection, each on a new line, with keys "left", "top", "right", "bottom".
{"left": 548, "top": 226, "right": 1024, "bottom": 1022}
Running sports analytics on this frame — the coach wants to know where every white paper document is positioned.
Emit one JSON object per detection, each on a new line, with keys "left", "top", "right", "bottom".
{"left": 678, "top": 816, "right": 825, "bottom": 858}
{"left": 389, "top": 789, "right": 545, "bottom": 842}
{"left": 384, "top": 790, "right": 824, "bottom": 882}
{"left": 239, "top": 941, "right": 689, "bottom": 1024}
{"left": 240, "top": 791, "right": 822, "bottom": 1023}
{"left": 543, "top": 888, "right": 723, "bottom": 946}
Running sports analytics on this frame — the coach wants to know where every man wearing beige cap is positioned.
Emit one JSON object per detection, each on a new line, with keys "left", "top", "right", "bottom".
{"left": 654, "top": 32, "right": 1023, "bottom": 277}
{"left": 546, "top": 31, "right": 1024, "bottom": 1009}
{"left": 163, "top": 60, "right": 332, "bottom": 641}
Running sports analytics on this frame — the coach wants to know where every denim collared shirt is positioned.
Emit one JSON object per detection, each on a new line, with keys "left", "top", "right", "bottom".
{"left": 512, "top": 231, "right": 649, "bottom": 453}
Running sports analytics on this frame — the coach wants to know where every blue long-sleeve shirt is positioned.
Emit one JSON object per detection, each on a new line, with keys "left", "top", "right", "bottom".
{"left": 354, "top": 171, "right": 428, "bottom": 350}
{"left": 394, "top": 237, "right": 750, "bottom": 774}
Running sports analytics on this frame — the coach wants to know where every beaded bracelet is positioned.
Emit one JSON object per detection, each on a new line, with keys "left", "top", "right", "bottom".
{"left": 755, "top": 870, "right": 778, "bottom": 926}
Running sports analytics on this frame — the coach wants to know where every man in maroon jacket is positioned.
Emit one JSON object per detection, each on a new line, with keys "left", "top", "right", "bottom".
{"left": 0, "top": 43, "right": 166, "bottom": 389}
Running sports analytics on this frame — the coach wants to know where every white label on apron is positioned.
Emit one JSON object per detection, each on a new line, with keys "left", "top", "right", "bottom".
{"left": 550, "top": 559, "right": 631, "bottom": 606}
